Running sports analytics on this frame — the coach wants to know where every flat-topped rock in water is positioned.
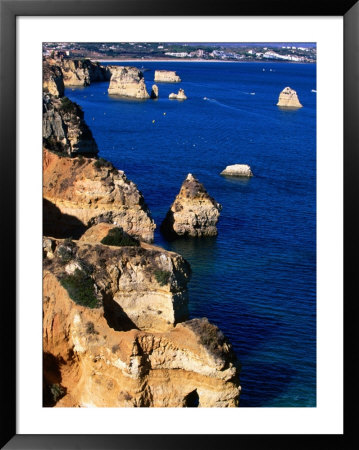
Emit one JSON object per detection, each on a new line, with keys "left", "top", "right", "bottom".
{"left": 161, "top": 173, "right": 222, "bottom": 238}
{"left": 220, "top": 164, "right": 253, "bottom": 177}
{"left": 43, "top": 149, "right": 156, "bottom": 242}
{"left": 108, "top": 66, "right": 150, "bottom": 99}
{"left": 169, "top": 89, "right": 187, "bottom": 100}
{"left": 154, "top": 70, "right": 181, "bottom": 83}
{"left": 277, "top": 86, "right": 303, "bottom": 108}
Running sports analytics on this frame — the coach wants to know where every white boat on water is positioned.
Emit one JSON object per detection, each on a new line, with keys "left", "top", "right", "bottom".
{"left": 311, "top": 89, "right": 317, "bottom": 93}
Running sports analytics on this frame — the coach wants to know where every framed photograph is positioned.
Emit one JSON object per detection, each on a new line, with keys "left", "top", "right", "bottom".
{"left": 1, "top": 0, "right": 357, "bottom": 448}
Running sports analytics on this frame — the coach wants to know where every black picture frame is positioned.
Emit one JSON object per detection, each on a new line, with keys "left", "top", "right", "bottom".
{"left": 1, "top": 0, "right": 357, "bottom": 448}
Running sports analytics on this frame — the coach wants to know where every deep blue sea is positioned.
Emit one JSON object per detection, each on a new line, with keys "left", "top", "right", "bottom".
{"left": 65, "top": 61, "right": 316, "bottom": 407}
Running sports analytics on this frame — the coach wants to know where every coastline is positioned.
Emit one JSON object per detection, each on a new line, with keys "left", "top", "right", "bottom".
{"left": 94, "top": 58, "right": 315, "bottom": 64}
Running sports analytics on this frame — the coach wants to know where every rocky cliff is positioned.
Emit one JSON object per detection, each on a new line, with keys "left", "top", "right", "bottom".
{"left": 43, "top": 237, "right": 240, "bottom": 407}
{"left": 43, "top": 149, "right": 156, "bottom": 242}
{"left": 154, "top": 70, "right": 181, "bottom": 83}
{"left": 277, "top": 86, "right": 303, "bottom": 108}
{"left": 108, "top": 66, "right": 150, "bottom": 99}
{"left": 161, "top": 174, "right": 222, "bottom": 238}
{"left": 55, "top": 58, "right": 110, "bottom": 86}
{"left": 43, "top": 94, "right": 99, "bottom": 157}
{"left": 43, "top": 61, "right": 65, "bottom": 97}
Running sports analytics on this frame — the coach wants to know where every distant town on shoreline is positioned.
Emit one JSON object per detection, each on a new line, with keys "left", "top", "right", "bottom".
{"left": 43, "top": 42, "right": 316, "bottom": 63}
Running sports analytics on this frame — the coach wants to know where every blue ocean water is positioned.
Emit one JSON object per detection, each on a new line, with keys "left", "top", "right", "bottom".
{"left": 65, "top": 61, "right": 316, "bottom": 407}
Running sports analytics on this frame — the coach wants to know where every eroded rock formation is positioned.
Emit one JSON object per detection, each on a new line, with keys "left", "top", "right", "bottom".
{"left": 277, "top": 86, "right": 303, "bottom": 108}
{"left": 43, "top": 94, "right": 98, "bottom": 157}
{"left": 108, "top": 66, "right": 150, "bottom": 99}
{"left": 43, "top": 149, "right": 156, "bottom": 242}
{"left": 220, "top": 164, "right": 253, "bottom": 177}
{"left": 161, "top": 174, "right": 222, "bottom": 238}
{"left": 43, "top": 237, "right": 240, "bottom": 407}
{"left": 55, "top": 58, "right": 110, "bottom": 86}
{"left": 150, "top": 84, "right": 159, "bottom": 99}
{"left": 154, "top": 70, "right": 181, "bottom": 83}
{"left": 43, "top": 61, "right": 65, "bottom": 97}
{"left": 169, "top": 88, "right": 187, "bottom": 100}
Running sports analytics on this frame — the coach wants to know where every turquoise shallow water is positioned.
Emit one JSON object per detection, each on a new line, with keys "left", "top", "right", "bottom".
{"left": 65, "top": 60, "right": 316, "bottom": 407}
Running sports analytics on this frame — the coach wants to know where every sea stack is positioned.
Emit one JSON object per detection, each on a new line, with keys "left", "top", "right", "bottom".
{"left": 277, "top": 87, "right": 303, "bottom": 108}
{"left": 220, "top": 164, "right": 253, "bottom": 177}
{"left": 161, "top": 174, "right": 222, "bottom": 238}
{"left": 154, "top": 70, "right": 181, "bottom": 83}
{"left": 169, "top": 89, "right": 187, "bottom": 100}
{"left": 108, "top": 66, "right": 150, "bottom": 99}
{"left": 150, "top": 84, "right": 159, "bottom": 99}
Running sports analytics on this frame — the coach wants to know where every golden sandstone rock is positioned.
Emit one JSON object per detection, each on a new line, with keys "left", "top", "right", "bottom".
{"left": 108, "top": 66, "right": 150, "bottom": 99}
{"left": 154, "top": 70, "right": 181, "bottom": 83}
{"left": 277, "top": 86, "right": 303, "bottom": 108}
{"left": 161, "top": 174, "right": 222, "bottom": 238}
{"left": 43, "top": 239, "right": 240, "bottom": 407}
{"left": 169, "top": 88, "right": 187, "bottom": 100}
{"left": 43, "top": 149, "right": 155, "bottom": 242}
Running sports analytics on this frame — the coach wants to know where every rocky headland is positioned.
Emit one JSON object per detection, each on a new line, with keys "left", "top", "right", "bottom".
{"left": 277, "top": 86, "right": 303, "bottom": 108}
{"left": 108, "top": 66, "right": 150, "bottom": 99}
{"left": 161, "top": 174, "right": 222, "bottom": 238}
{"left": 169, "top": 88, "right": 187, "bottom": 100}
{"left": 42, "top": 57, "right": 241, "bottom": 408}
{"left": 220, "top": 164, "right": 253, "bottom": 177}
{"left": 53, "top": 57, "right": 110, "bottom": 87}
{"left": 154, "top": 70, "right": 181, "bottom": 83}
{"left": 43, "top": 236, "right": 240, "bottom": 407}
{"left": 43, "top": 94, "right": 99, "bottom": 157}
{"left": 43, "top": 61, "right": 65, "bottom": 97}
{"left": 43, "top": 149, "right": 155, "bottom": 242}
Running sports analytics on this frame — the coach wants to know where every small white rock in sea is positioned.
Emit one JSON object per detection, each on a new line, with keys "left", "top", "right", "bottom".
{"left": 220, "top": 164, "right": 253, "bottom": 177}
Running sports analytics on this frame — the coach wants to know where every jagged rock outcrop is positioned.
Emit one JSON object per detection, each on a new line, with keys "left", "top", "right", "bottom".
{"left": 43, "top": 238, "right": 240, "bottom": 407}
{"left": 169, "top": 88, "right": 187, "bottom": 100}
{"left": 44, "top": 237, "right": 191, "bottom": 331}
{"left": 150, "top": 84, "right": 159, "bottom": 99}
{"left": 43, "top": 94, "right": 98, "bottom": 156}
{"left": 55, "top": 58, "right": 110, "bottom": 86}
{"left": 161, "top": 174, "right": 222, "bottom": 238}
{"left": 154, "top": 70, "right": 181, "bottom": 83}
{"left": 43, "top": 150, "right": 156, "bottom": 242}
{"left": 43, "top": 149, "right": 156, "bottom": 242}
{"left": 220, "top": 164, "right": 253, "bottom": 177}
{"left": 108, "top": 66, "right": 150, "bottom": 99}
{"left": 277, "top": 86, "right": 303, "bottom": 108}
{"left": 43, "top": 61, "right": 65, "bottom": 97}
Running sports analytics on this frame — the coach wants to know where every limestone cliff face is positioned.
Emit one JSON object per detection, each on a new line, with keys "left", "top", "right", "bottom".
{"left": 43, "top": 94, "right": 98, "bottom": 157}
{"left": 154, "top": 70, "right": 181, "bottom": 83}
{"left": 43, "top": 238, "right": 240, "bottom": 407}
{"left": 108, "top": 66, "right": 150, "bottom": 99}
{"left": 43, "top": 61, "right": 65, "bottom": 97}
{"left": 169, "top": 88, "right": 187, "bottom": 100}
{"left": 161, "top": 174, "right": 222, "bottom": 238}
{"left": 56, "top": 58, "right": 110, "bottom": 86}
{"left": 277, "top": 86, "right": 303, "bottom": 108}
{"left": 43, "top": 149, "right": 155, "bottom": 242}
